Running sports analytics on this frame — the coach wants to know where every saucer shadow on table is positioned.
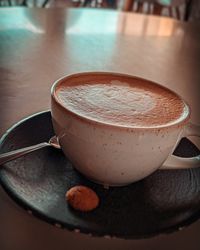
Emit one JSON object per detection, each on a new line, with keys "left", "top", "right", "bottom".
{"left": 0, "top": 111, "right": 200, "bottom": 239}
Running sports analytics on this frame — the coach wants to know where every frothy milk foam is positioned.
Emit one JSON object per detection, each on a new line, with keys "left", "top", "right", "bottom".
{"left": 55, "top": 76, "right": 188, "bottom": 128}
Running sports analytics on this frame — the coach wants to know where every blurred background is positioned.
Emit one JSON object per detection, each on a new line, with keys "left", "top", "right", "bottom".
{"left": 0, "top": 0, "right": 199, "bottom": 22}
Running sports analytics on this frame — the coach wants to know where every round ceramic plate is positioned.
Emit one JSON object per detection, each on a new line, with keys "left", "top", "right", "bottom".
{"left": 0, "top": 111, "right": 200, "bottom": 239}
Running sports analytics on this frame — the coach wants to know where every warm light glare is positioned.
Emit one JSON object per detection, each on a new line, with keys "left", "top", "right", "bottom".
{"left": 119, "top": 13, "right": 177, "bottom": 37}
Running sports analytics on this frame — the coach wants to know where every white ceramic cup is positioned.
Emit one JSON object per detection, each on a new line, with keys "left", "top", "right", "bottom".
{"left": 51, "top": 72, "right": 200, "bottom": 186}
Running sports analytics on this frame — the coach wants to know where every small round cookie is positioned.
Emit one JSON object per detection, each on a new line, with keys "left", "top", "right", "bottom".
{"left": 66, "top": 185, "right": 99, "bottom": 212}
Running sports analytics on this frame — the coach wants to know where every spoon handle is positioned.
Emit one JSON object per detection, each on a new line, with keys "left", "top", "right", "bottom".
{"left": 0, "top": 142, "right": 50, "bottom": 165}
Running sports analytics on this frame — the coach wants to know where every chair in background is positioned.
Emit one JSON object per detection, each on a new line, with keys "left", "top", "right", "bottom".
{"left": 20, "top": 0, "right": 51, "bottom": 7}
{"left": 184, "top": 0, "right": 197, "bottom": 21}
{"left": 0, "top": 0, "right": 50, "bottom": 7}
{"left": 123, "top": 0, "right": 186, "bottom": 20}
{"left": 0, "top": 0, "right": 12, "bottom": 6}
{"left": 72, "top": 0, "right": 117, "bottom": 8}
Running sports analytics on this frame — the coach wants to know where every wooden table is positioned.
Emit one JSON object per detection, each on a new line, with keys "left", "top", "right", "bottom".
{"left": 0, "top": 7, "right": 200, "bottom": 250}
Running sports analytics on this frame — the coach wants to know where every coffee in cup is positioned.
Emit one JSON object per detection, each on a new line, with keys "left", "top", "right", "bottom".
{"left": 51, "top": 72, "right": 200, "bottom": 186}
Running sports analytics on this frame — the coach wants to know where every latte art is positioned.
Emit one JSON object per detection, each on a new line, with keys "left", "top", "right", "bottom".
{"left": 80, "top": 80, "right": 156, "bottom": 114}
{"left": 55, "top": 77, "right": 188, "bottom": 128}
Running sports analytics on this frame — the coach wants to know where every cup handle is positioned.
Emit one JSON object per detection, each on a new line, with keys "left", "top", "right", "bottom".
{"left": 160, "top": 123, "right": 200, "bottom": 170}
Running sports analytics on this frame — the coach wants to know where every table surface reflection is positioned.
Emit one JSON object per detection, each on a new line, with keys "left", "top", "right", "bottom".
{"left": 0, "top": 7, "right": 200, "bottom": 250}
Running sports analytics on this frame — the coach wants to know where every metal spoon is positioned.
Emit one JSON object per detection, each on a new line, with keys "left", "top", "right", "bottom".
{"left": 0, "top": 136, "right": 60, "bottom": 166}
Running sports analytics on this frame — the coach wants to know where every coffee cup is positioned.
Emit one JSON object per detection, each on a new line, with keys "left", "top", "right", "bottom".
{"left": 51, "top": 72, "right": 200, "bottom": 186}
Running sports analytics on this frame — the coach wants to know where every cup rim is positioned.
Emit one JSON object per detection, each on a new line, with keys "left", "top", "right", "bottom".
{"left": 51, "top": 71, "right": 190, "bottom": 130}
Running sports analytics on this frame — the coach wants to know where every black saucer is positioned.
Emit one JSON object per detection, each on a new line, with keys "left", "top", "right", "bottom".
{"left": 0, "top": 111, "right": 200, "bottom": 239}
